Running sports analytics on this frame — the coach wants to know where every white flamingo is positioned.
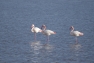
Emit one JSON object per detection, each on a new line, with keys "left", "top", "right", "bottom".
{"left": 31, "top": 24, "right": 42, "bottom": 41}
{"left": 41, "top": 24, "right": 56, "bottom": 42}
{"left": 70, "top": 26, "right": 84, "bottom": 44}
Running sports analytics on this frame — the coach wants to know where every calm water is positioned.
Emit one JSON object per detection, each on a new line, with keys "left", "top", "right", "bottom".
{"left": 0, "top": 0, "right": 94, "bottom": 63}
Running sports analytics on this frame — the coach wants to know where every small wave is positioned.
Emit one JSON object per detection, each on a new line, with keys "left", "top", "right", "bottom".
{"left": 31, "top": 41, "right": 43, "bottom": 50}
{"left": 42, "top": 44, "right": 54, "bottom": 52}
{"left": 71, "top": 44, "right": 82, "bottom": 51}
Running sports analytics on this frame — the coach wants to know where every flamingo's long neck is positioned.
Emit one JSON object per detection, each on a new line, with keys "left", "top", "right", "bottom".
{"left": 43, "top": 28, "right": 46, "bottom": 30}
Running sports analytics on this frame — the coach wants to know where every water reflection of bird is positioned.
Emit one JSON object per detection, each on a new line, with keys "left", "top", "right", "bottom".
{"left": 31, "top": 24, "right": 42, "bottom": 41}
{"left": 70, "top": 26, "right": 84, "bottom": 44}
{"left": 41, "top": 24, "right": 56, "bottom": 42}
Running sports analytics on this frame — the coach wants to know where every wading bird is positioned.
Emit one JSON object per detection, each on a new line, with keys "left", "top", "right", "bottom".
{"left": 41, "top": 24, "right": 56, "bottom": 42}
{"left": 70, "top": 26, "right": 84, "bottom": 44}
{"left": 31, "top": 24, "right": 42, "bottom": 41}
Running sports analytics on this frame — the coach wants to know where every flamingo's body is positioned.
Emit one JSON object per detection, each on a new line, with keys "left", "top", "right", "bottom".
{"left": 41, "top": 25, "right": 56, "bottom": 42}
{"left": 70, "top": 26, "right": 83, "bottom": 43}
{"left": 70, "top": 31, "right": 83, "bottom": 37}
{"left": 31, "top": 24, "right": 42, "bottom": 41}
{"left": 42, "top": 30, "right": 56, "bottom": 36}
{"left": 31, "top": 27, "right": 42, "bottom": 33}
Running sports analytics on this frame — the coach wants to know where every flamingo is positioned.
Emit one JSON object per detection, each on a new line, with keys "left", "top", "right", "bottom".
{"left": 70, "top": 26, "right": 84, "bottom": 44}
{"left": 31, "top": 24, "right": 42, "bottom": 41}
{"left": 41, "top": 24, "right": 56, "bottom": 42}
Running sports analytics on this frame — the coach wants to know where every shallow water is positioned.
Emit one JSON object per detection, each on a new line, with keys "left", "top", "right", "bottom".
{"left": 0, "top": 0, "right": 94, "bottom": 63}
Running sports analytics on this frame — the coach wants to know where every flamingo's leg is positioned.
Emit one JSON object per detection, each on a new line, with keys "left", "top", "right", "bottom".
{"left": 34, "top": 33, "right": 36, "bottom": 41}
{"left": 47, "top": 36, "right": 49, "bottom": 43}
{"left": 75, "top": 37, "right": 78, "bottom": 44}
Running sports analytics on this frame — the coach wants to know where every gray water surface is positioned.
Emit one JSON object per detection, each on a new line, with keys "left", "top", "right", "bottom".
{"left": 0, "top": 0, "right": 94, "bottom": 63}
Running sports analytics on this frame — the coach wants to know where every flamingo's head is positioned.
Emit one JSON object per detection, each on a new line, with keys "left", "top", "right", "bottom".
{"left": 41, "top": 24, "right": 46, "bottom": 30}
{"left": 31, "top": 24, "right": 35, "bottom": 28}
{"left": 70, "top": 26, "right": 74, "bottom": 31}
